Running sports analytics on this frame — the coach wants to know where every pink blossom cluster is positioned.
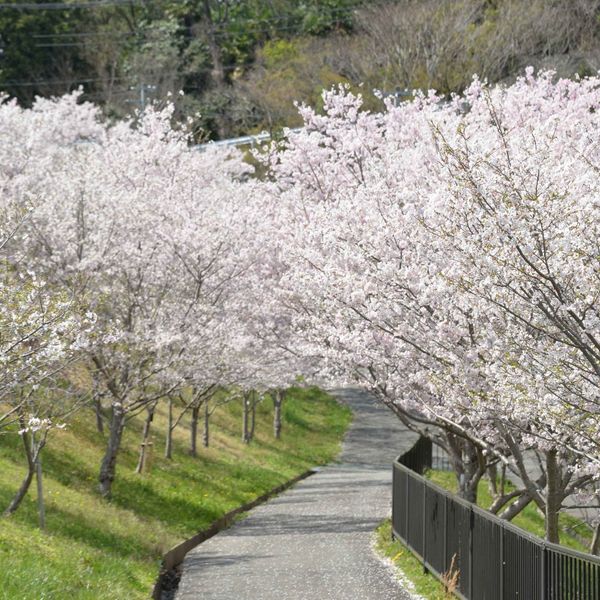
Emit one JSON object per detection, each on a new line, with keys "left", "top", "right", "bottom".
{"left": 0, "top": 92, "right": 302, "bottom": 496}
{"left": 2, "top": 70, "right": 599, "bottom": 537}
{"left": 260, "top": 71, "right": 600, "bottom": 533}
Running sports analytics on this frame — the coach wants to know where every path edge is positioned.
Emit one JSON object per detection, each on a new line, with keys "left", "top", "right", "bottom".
{"left": 152, "top": 467, "right": 318, "bottom": 599}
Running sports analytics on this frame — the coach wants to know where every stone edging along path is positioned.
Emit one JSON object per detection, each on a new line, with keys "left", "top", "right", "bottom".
{"left": 152, "top": 467, "right": 318, "bottom": 599}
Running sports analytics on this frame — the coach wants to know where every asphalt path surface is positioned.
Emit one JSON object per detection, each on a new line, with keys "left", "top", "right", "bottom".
{"left": 175, "top": 388, "right": 417, "bottom": 600}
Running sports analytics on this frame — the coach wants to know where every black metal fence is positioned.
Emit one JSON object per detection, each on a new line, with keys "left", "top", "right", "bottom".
{"left": 392, "top": 438, "right": 600, "bottom": 599}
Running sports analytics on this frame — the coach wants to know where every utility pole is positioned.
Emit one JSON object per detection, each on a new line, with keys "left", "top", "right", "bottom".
{"left": 139, "top": 82, "right": 156, "bottom": 111}
{"left": 384, "top": 87, "right": 412, "bottom": 107}
{"left": 127, "top": 82, "right": 157, "bottom": 111}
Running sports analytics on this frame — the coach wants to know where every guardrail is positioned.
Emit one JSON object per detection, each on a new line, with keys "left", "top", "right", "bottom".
{"left": 392, "top": 438, "right": 600, "bottom": 599}
{"left": 196, "top": 128, "right": 303, "bottom": 151}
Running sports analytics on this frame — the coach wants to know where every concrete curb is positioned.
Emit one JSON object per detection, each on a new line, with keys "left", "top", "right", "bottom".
{"left": 152, "top": 467, "right": 318, "bottom": 599}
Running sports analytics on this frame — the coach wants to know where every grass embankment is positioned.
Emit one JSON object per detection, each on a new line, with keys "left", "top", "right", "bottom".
{"left": 375, "top": 469, "right": 594, "bottom": 600}
{"left": 374, "top": 520, "right": 446, "bottom": 600}
{"left": 427, "top": 471, "right": 593, "bottom": 552}
{"left": 0, "top": 387, "right": 352, "bottom": 600}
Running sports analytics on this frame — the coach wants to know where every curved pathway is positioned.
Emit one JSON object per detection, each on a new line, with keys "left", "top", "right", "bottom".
{"left": 175, "top": 388, "right": 417, "bottom": 600}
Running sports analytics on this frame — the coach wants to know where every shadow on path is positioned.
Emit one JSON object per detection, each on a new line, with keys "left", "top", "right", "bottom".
{"left": 176, "top": 387, "right": 417, "bottom": 600}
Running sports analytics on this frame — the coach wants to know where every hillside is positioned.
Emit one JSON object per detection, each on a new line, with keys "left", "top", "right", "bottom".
{"left": 0, "top": 388, "right": 352, "bottom": 600}
{"left": 1, "top": 0, "right": 599, "bottom": 139}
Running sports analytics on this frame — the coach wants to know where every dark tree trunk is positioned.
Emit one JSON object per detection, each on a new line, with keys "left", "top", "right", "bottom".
{"left": 489, "top": 489, "right": 523, "bottom": 514}
{"left": 446, "top": 435, "right": 485, "bottom": 504}
{"left": 591, "top": 521, "right": 600, "bottom": 556}
{"left": 35, "top": 440, "right": 45, "bottom": 530}
{"left": 94, "top": 396, "right": 104, "bottom": 434}
{"left": 249, "top": 392, "right": 256, "bottom": 442}
{"left": 3, "top": 416, "right": 35, "bottom": 516}
{"left": 545, "top": 449, "right": 562, "bottom": 544}
{"left": 190, "top": 404, "right": 199, "bottom": 457}
{"left": 202, "top": 0, "right": 226, "bottom": 86}
{"left": 242, "top": 392, "right": 250, "bottom": 444}
{"left": 92, "top": 372, "right": 105, "bottom": 434}
{"left": 499, "top": 491, "right": 533, "bottom": 521}
{"left": 203, "top": 399, "right": 209, "bottom": 448}
{"left": 135, "top": 405, "right": 155, "bottom": 473}
{"left": 165, "top": 397, "right": 173, "bottom": 459}
{"left": 99, "top": 405, "right": 126, "bottom": 498}
{"left": 273, "top": 390, "right": 283, "bottom": 440}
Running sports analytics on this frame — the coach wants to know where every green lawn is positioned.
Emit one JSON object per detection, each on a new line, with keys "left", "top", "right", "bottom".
{"left": 374, "top": 520, "right": 448, "bottom": 600}
{"left": 0, "top": 387, "right": 352, "bottom": 600}
{"left": 427, "top": 470, "right": 593, "bottom": 552}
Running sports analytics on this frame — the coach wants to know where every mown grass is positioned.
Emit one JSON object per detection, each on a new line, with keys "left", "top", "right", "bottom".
{"left": 375, "top": 469, "right": 594, "bottom": 600}
{"left": 0, "top": 387, "right": 352, "bottom": 600}
{"left": 427, "top": 470, "right": 593, "bottom": 552}
{"left": 374, "top": 519, "right": 448, "bottom": 600}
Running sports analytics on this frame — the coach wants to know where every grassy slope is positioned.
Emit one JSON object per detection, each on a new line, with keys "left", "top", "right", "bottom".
{"left": 375, "top": 469, "right": 594, "bottom": 600}
{"left": 427, "top": 470, "right": 593, "bottom": 552}
{"left": 0, "top": 387, "right": 352, "bottom": 600}
{"left": 374, "top": 520, "right": 446, "bottom": 600}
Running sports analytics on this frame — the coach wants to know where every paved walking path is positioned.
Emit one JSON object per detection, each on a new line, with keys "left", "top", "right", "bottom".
{"left": 175, "top": 387, "right": 417, "bottom": 600}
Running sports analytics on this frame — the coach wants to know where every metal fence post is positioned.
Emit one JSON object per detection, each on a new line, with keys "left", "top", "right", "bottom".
{"left": 405, "top": 470, "right": 409, "bottom": 541}
{"left": 443, "top": 494, "right": 448, "bottom": 574}
{"left": 500, "top": 524, "right": 504, "bottom": 599}
{"left": 469, "top": 506, "right": 474, "bottom": 598}
{"left": 540, "top": 543, "right": 546, "bottom": 600}
{"left": 391, "top": 465, "right": 395, "bottom": 541}
{"left": 423, "top": 486, "right": 427, "bottom": 573}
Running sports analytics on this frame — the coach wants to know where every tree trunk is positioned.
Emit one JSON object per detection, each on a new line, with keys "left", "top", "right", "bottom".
{"left": 249, "top": 392, "right": 257, "bottom": 442}
{"left": 165, "top": 397, "right": 173, "bottom": 459}
{"left": 545, "top": 448, "right": 562, "bottom": 544}
{"left": 94, "top": 396, "right": 104, "bottom": 434}
{"left": 190, "top": 404, "right": 199, "bottom": 457}
{"left": 3, "top": 418, "right": 35, "bottom": 516}
{"left": 202, "top": 0, "right": 226, "bottom": 86}
{"left": 99, "top": 404, "right": 126, "bottom": 498}
{"left": 273, "top": 390, "right": 283, "bottom": 440}
{"left": 92, "top": 373, "right": 104, "bottom": 434}
{"left": 242, "top": 393, "right": 250, "bottom": 444}
{"left": 446, "top": 435, "right": 484, "bottom": 504}
{"left": 135, "top": 405, "right": 155, "bottom": 473}
{"left": 591, "top": 521, "right": 600, "bottom": 556}
{"left": 489, "top": 489, "right": 523, "bottom": 514}
{"left": 34, "top": 434, "right": 45, "bottom": 530}
{"left": 203, "top": 399, "right": 209, "bottom": 448}
{"left": 499, "top": 491, "right": 533, "bottom": 521}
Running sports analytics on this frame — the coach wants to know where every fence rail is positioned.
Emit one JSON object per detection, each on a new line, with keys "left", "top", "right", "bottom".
{"left": 392, "top": 438, "right": 600, "bottom": 599}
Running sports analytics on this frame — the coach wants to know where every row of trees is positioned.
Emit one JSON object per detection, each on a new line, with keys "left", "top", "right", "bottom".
{"left": 1, "top": 68, "right": 599, "bottom": 551}
{"left": 255, "top": 69, "right": 600, "bottom": 550}
{"left": 0, "top": 91, "right": 306, "bottom": 522}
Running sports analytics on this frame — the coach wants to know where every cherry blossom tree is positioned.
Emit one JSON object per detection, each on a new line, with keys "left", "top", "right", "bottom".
{"left": 0, "top": 92, "right": 261, "bottom": 497}
{"left": 258, "top": 74, "right": 600, "bottom": 541}
{"left": 3, "top": 70, "right": 599, "bottom": 547}
{"left": 425, "top": 69, "right": 600, "bottom": 542}
{"left": 0, "top": 191, "right": 84, "bottom": 521}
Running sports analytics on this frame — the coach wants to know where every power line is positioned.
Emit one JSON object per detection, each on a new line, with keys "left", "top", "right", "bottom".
{"left": 32, "top": 18, "right": 358, "bottom": 48}
{"left": 2, "top": 59, "right": 255, "bottom": 87}
{"left": 0, "top": 0, "right": 144, "bottom": 10}
{"left": 2, "top": 75, "right": 125, "bottom": 87}
{"left": 0, "top": 0, "right": 360, "bottom": 12}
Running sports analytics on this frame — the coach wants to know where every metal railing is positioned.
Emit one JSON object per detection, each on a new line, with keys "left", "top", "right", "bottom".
{"left": 196, "top": 128, "right": 304, "bottom": 151}
{"left": 392, "top": 438, "right": 600, "bottom": 599}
